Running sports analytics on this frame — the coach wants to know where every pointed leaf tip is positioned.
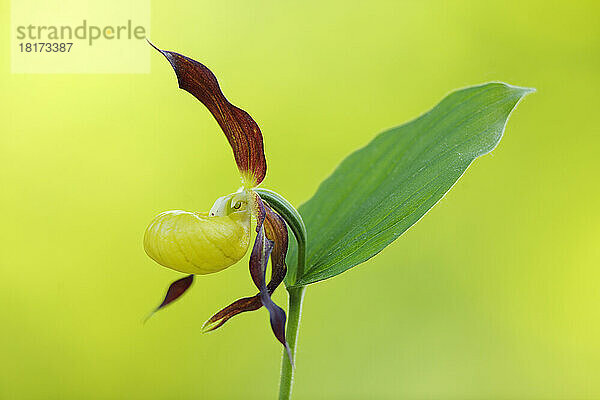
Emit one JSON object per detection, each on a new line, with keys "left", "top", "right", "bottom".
{"left": 287, "top": 81, "right": 534, "bottom": 286}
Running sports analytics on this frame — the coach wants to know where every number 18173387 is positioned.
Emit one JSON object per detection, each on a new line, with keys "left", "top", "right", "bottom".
{"left": 19, "top": 42, "right": 73, "bottom": 52}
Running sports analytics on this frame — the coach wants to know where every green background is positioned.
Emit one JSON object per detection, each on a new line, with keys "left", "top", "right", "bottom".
{"left": 1, "top": 1, "right": 599, "bottom": 398}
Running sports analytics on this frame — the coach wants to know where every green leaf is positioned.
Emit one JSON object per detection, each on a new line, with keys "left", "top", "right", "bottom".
{"left": 286, "top": 82, "right": 533, "bottom": 287}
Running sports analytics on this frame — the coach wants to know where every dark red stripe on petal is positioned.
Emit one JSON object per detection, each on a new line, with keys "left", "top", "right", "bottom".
{"left": 149, "top": 41, "right": 267, "bottom": 186}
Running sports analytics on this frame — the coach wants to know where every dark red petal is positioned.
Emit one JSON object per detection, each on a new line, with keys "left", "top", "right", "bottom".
{"left": 148, "top": 41, "right": 267, "bottom": 186}
{"left": 260, "top": 205, "right": 293, "bottom": 364}
{"left": 250, "top": 205, "right": 292, "bottom": 363}
{"left": 145, "top": 275, "right": 194, "bottom": 322}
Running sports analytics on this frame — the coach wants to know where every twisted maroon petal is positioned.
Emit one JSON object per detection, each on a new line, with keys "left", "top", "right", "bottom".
{"left": 249, "top": 221, "right": 292, "bottom": 364}
{"left": 149, "top": 41, "right": 267, "bottom": 186}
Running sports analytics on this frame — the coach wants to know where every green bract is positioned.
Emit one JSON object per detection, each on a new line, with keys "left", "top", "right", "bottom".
{"left": 286, "top": 82, "right": 534, "bottom": 287}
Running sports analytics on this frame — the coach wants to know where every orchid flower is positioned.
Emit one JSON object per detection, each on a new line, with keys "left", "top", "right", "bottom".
{"left": 144, "top": 42, "right": 296, "bottom": 361}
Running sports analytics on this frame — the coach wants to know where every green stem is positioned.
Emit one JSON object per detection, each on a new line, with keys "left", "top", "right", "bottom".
{"left": 278, "top": 285, "right": 306, "bottom": 400}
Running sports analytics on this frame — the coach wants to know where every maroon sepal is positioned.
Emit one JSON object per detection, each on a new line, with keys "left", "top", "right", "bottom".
{"left": 145, "top": 274, "right": 194, "bottom": 322}
{"left": 148, "top": 40, "right": 267, "bottom": 186}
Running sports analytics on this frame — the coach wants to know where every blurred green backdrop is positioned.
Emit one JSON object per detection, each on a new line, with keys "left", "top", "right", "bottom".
{"left": 1, "top": 0, "right": 599, "bottom": 399}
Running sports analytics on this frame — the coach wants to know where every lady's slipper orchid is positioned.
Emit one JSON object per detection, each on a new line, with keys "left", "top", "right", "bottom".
{"left": 144, "top": 41, "right": 292, "bottom": 360}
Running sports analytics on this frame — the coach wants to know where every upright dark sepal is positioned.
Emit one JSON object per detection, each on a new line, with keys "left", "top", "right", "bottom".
{"left": 148, "top": 40, "right": 267, "bottom": 186}
{"left": 145, "top": 274, "right": 194, "bottom": 322}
